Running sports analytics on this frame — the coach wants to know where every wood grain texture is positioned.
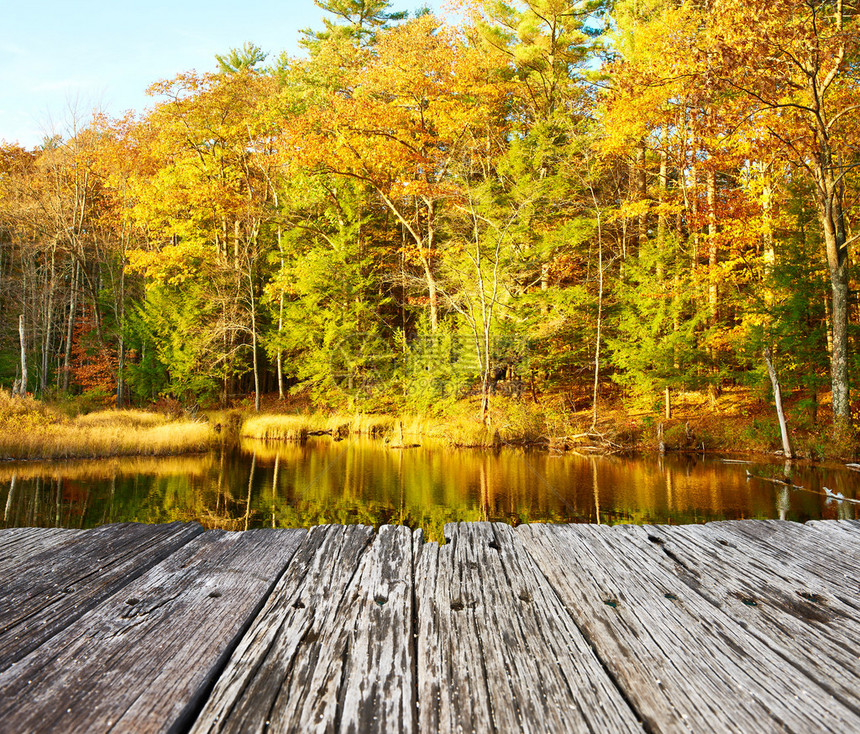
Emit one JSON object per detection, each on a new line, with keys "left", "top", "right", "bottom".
{"left": 414, "top": 522, "right": 644, "bottom": 734}
{"left": 0, "top": 528, "right": 304, "bottom": 733}
{"left": 0, "top": 527, "right": 82, "bottom": 561}
{"left": 0, "top": 521, "right": 203, "bottom": 670}
{"left": 518, "top": 522, "right": 860, "bottom": 733}
{"left": 0, "top": 520, "right": 858, "bottom": 734}
{"left": 625, "top": 522, "right": 860, "bottom": 716}
{"left": 191, "top": 523, "right": 415, "bottom": 734}
{"left": 703, "top": 520, "right": 860, "bottom": 602}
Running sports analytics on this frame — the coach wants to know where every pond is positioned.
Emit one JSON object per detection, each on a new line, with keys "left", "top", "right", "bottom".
{"left": 2, "top": 437, "right": 858, "bottom": 542}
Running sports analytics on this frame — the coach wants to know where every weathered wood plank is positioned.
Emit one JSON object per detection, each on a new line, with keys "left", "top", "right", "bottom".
{"left": 414, "top": 525, "right": 490, "bottom": 734}
{"left": 806, "top": 518, "right": 860, "bottom": 544}
{"left": 0, "top": 521, "right": 203, "bottom": 670}
{"left": 641, "top": 520, "right": 860, "bottom": 616}
{"left": 336, "top": 524, "right": 415, "bottom": 734}
{"left": 518, "top": 522, "right": 860, "bottom": 733}
{"left": 0, "top": 528, "right": 304, "bottom": 733}
{"left": 701, "top": 520, "right": 860, "bottom": 604}
{"left": 622, "top": 522, "right": 860, "bottom": 716}
{"left": 414, "top": 522, "right": 644, "bottom": 734}
{"left": 0, "top": 527, "right": 83, "bottom": 563}
{"left": 722, "top": 519, "right": 860, "bottom": 561}
{"left": 191, "top": 523, "right": 414, "bottom": 734}
{"left": 776, "top": 520, "right": 860, "bottom": 563}
{"left": 1, "top": 520, "right": 857, "bottom": 734}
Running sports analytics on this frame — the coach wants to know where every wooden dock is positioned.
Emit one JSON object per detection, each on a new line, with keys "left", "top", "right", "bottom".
{"left": 1, "top": 520, "right": 859, "bottom": 733}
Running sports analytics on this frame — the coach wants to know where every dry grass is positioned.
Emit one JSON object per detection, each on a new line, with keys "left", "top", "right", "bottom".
{"left": 241, "top": 405, "right": 519, "bottom": 448}
{"left": 73, "top": 410, "right": 169, "bottom": 428}
{"left": 395, "top": 412, "right": 495, "bottom": 447}
{"left": 349, "top": 413, "right": 397, "bottom": 436}
{"left": 0, "top": 391, "right": 219, "bottom": 460}
{"left": 240, "top": 414, "right": 330, "bottom": 441}
{"left": 240, "top": 412, "right": 398, "bottom": 441}
{"left": 394, "top": 398, "right": 545, "bottom": 447}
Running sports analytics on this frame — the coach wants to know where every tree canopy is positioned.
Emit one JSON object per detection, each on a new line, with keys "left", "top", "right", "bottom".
{"left": 0, "top": 0, "right": 857, "bottom": 438}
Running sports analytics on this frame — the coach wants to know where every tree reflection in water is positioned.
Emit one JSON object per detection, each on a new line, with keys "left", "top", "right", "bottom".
{"left": 0, "top": 438, "right": 857, "bottom": 543}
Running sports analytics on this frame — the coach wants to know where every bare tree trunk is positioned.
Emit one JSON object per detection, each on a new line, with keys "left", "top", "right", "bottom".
{"left": 41, "top": 249, "right": 55, "bottom": 394}
{"left": 763, "top": 347, "right": 793, "bottom": 459}
{"left": 16, "top": 314, "right": 27, "bottom": 397}
{"left": 825, "top": 236, "right": 850, "bottom": 422}
{"left": 817, "top": 164, "right": 851, "bottom": 423}
{"left": 378, "top": 190, "right": 440, "bottom": 331}
{"left": 425, "top": 200, "right": 439, "bottom": 331}
{"left": 116, "top": 259, "right": 126, "bottom": 408}
{"left": 707, "top": 167, "right": 718, "bottom": 325}
{"left": 276, "top": 224, "right": 285, "bottom": 401}
{"left": 63, "top": 262, "right": 79, "bottom": 392}
{"left": 673, "top": 270, "right": 681, "bottom": 370}
{"left": 591, "top": 200, "right": 604, "bottom": 431}
{"left": 706, "top": 166, "right": 719, "bottom": 408}
{"left": 636, "top": 141, "right": 647, "bottom": 250}
{"left": 248, "top": 264, "right": 261, "bottom": 413}
{"left": 271, "top": 453, "right": 279, "bottom": 528}
{"left": 657, "top": 126, "right": 668, "bottom": 281}
{"left": 761, "top": 171, "right": 775, "bottom": 300}
{"left": 4, "top": 474, "right": 16, "bottom": 523}
{"left": 427, "top": 268, "right": 439, "bottom": 331}
{"left": 244, "top": 452, "right": 256, "bottom": 531}
{"left": 689, "top": 130, "right": 700, "bottom": 268}
{"left": 540, "top": 262, "right": 549, "bottom": 315}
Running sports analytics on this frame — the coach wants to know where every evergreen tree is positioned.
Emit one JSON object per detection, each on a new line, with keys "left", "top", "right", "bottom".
{"left": 215, "top": 42, "right": 268, "bottom": 74}
{"left": 608, "top": 238, "right": 710, "bottom": 409}
{"left": 301, "top": 0, "right": 406, "bottom": 50}
{"left": 266, "top": 180, "right": 390, "bottom": 407}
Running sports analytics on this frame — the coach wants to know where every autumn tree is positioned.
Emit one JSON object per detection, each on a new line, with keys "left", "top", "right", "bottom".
{"left": 290, "top": 15, "right": 504, "bottom": 332}
{"left": 608, "top": 0, "right": 859, "bottom": 425}
{"left": 0, "top": 125, "right": 109, "bottom": 396}
{"left": 128, "top": 69, "right": 281, "bottom": 409}
{"left": 706, "top": 0, "right": 859, "bottom": 425}
{"left": 466, "top": 0, "right": 618, "bottom": 409}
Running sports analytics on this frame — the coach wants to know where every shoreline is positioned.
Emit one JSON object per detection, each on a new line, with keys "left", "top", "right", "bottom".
{"left": 0, "top": 385, "right": 856, "bottom": 463}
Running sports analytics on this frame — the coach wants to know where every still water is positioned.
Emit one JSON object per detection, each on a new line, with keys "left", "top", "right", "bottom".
{"left": 2, "top": 437, "right": 858, "bottom": 542}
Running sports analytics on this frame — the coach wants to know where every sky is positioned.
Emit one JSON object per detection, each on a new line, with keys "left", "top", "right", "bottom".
{"left": 1, "top": 0, "right": 445, "bottom": 149}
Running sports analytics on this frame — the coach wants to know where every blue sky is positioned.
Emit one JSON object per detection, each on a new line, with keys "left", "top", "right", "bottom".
{"left": 1, "top": 1, "right": 444, "bottom": 148}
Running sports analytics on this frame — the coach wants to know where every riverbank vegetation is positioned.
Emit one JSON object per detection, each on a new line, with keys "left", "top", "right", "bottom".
{"left": 0, "top": 391, "right": 217, "bottom": 459}
{"left": 1, "top": 1, "right": 858, "bottom": 460}
{"left": 244, "top": 387, "right": 856, "bottom": 459}
{"left": 0, "top": 381, "right": 855, "bottom": 461}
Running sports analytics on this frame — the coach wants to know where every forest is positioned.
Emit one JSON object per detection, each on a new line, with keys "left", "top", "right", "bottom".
{"left": 0, "top": 0, "right": 858, "bottom": 455}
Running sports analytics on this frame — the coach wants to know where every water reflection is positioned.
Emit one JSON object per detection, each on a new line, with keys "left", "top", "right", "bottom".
{"left": 0, "top": 438, "right": 857, "bottom": 542}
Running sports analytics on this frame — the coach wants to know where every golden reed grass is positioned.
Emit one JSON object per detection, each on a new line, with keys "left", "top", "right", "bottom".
{"left": 0, "top": 391, "right": 218, "bottom": 460}
{"left": 240, "top": 409, "right": 503, "bottom": 447}
{"left": 240, "top": 413, "right": 397, "bottom": 441}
